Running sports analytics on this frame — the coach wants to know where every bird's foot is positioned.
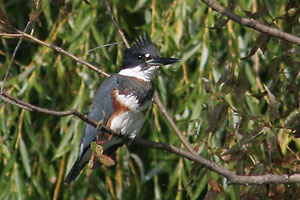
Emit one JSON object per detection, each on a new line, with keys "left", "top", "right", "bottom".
{"left": 95, "top": 118, "right": 113, "bottom": 145}
{"left": 95, "top": 119, "right": 104, "bottom": 135}
{"left": 96, "top": 133, "right": 113, "bottom": 145}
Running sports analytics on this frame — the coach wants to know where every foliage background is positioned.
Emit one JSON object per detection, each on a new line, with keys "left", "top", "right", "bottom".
{"left": 0, "top": 0, "right": 299, "bottom": 199}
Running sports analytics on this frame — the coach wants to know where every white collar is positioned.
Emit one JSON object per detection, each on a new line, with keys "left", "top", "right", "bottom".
{"left": 118, "top": 65, "right": 159, "bottom": 81}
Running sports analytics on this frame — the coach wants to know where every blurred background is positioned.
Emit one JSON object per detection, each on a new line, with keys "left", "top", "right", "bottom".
{"left": 0, "top": 0, "right": 299, "bottom": 199}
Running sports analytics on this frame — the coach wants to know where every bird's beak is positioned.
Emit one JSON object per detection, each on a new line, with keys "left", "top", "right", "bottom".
{"left": 147, "top": 57, "right": 179, "bottom": 65}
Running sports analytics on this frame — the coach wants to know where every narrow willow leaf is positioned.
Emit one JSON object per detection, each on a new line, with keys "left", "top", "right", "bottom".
{"left": 207, "top": 102, "right": 228, "bottom": 134}
{"left": 222, "top": 127, "right": 263, "bottom": 156}
{"left": 19, "top": 139, "right": 32, "bottom": 177}
{"left": 141, "top": 162, "right": 164, "bottom": 185}
{"left": 130, "top": 153, "right": 145, "bottom": 179}
{"left": 181, "top": 43, "right": 202, "bottom": 62}
{"left": 14, "top": 166, "right": 24, "bottom": 200}
{"left": 264, "top": 85, "right": 280, "bottom": 122}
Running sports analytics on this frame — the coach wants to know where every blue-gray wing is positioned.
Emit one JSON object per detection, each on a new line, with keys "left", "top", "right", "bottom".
{"left": 64, "top": 74, "right": 118, "bottom": 184}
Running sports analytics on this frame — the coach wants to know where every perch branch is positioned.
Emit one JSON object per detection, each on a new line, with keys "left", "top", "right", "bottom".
{"left": 200, "top": 0, "right": 300, "bottom": 45}
{"left": 1, "top": 92, "right": 300, "bottom": 185}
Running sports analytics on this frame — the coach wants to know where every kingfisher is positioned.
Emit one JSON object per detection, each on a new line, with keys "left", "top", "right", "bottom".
{"left": 64, "top": 33, "right": 178, "bottom": 184}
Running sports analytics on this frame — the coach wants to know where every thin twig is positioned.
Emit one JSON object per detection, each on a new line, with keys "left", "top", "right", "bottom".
{"left": 200, "top": 0, "right": 300, "bottom": 45}
{"left": 0, "top": 32, "right": 110, "bottom": 78}
{"left": 53, "top": 155, "right": 66, "bottom": 200}
{"left": 0, "top": 92, "right": 112, "bottom": 135}
{"left": 87, "top": 41, "right": 124, "bottom": 53}
{"left": 153, "top": 91, "right": 198, "bottom": 155}
{"left": 102, "top": 0, "right": 130, "bottom": 48}
{"left": 1, "top": 21, "right": 32, "bottom": 93}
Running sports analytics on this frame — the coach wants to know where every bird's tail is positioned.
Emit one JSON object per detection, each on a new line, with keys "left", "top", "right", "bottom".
{"left": 64, "top": 159, "right": 84, "bottom": 184}
{"left": 64, "top": 142, "right": 124, "bottom": 184}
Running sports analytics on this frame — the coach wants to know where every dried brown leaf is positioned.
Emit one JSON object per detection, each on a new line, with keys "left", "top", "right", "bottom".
{"left": 98, "top": 154, "right": 115, "bottom": 167}
{"left": 208, "top": 178, "right": 222, "bottom": 193}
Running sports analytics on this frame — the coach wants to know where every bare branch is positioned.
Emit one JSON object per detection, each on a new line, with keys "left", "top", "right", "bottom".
{"left": 102, "top": 0, "right": 130, "bottom": 48}
{"left": 2, "top": 92, "right": 300, "bottom": 185}
{"left": 153, "top": 91, "right": 198, "bottom": 155}
{"left": 0, "top": 92, "right": 115, "bottom": 136}
{"left": 0, "top": 32, "right": 110, "bottom": 78}
{"left": 200, "top": 0, "right": 300, "bottom": 45}
{"left": 1, "top": 21, "right": 31, "bottom": 93}
{"left": 134, "top": 138, "right": 300, "bottom": 185}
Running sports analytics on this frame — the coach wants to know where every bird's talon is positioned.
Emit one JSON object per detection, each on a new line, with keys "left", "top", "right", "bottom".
{"left": 96, "top": 119, "right": 104, "bottom": 134}
{"left": 95, "top": 119, "right": 105, "bottom": 144}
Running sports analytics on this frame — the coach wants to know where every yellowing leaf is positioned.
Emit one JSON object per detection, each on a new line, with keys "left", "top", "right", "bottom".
{"left": 98, "top": 154, "right": 115, "bottom": 167}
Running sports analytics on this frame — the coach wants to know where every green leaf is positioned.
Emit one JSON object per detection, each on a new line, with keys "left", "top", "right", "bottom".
{"left": 19, "top": 139, "right": 31, "bottom": 177}
{"left": 207, "top": 102, "right": 228, "bottom": 134}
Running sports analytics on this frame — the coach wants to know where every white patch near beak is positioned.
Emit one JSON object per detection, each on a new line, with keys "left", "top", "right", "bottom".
{"left": 119, "top": 65, "right": 159, "bottom": 82}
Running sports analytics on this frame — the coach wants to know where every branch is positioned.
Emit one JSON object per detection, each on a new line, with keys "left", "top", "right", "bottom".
{"left": 134, "top": 138, "right": 300, "bottom": 185}
{"left": 200, "top": 0, "right": 300, "bottom": 45}
{"left": 2, "top": 92, "right": 300, "bottom": 185}
{"left": 0, "top": 92, "right": 116, "bottom": 136}
{"left": 0, "top": 32, "right": 109, "bottom": 78}
{"left": 153, "top": 91, "right": 197, "bottom": 155}
{"left": 102, "top": 0, "right": 130, "bottom": 48}
{"left": 1, "top": 20, "right": 33, "bottom": 93}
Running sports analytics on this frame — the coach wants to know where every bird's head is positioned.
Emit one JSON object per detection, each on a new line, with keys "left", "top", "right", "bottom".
{"left": 119, "top": 34, "right": 178, "bottom": 81}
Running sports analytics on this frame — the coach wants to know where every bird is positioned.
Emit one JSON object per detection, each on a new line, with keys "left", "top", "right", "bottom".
{"left": 64, "top": 33, "right": 178, "bottom": 184}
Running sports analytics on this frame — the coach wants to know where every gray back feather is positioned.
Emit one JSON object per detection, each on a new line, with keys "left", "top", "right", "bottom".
{"left": 78, "top": 74, "right": 118, "bottom": 159}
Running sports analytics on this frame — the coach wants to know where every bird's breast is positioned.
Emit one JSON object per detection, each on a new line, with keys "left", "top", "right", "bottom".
{"left": 106, "top": 89, "right": 151, "bottom": 139}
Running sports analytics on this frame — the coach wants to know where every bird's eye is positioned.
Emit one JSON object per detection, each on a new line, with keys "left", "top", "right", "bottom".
{"left": 137, "top": 54, "right": 151, "bottom": 60}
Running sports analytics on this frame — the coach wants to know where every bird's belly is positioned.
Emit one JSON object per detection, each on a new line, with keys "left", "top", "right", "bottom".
{"left": 110, "top": 111, "right": 145, "bottom": 139}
